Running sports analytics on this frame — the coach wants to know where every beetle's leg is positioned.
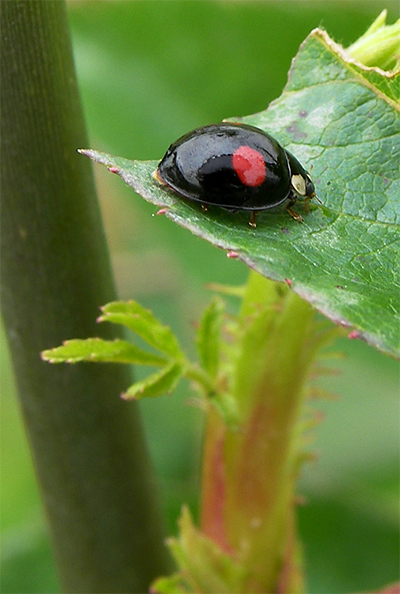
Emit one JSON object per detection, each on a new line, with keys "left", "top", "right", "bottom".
{"left": 304, "top": 192, "right": 322, "bottom": 213}
{"left": 286, "top": 195, "right": 303, "bottom": 222}
{"left": 249, "top": 211, "right": 257, "bottom": 228}
{"left": 286, "top": 205, "right": 303, "bottom": 222}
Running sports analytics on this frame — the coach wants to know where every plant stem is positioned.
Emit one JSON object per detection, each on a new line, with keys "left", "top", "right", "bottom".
{"left": 200, "top": 273, "right": 326, "bottom": 593}
{"left": 1, "top": 2, "right": 170, "bottom": 592}
{"left": 185, "top": 363, "right": 216, "bottom": 395}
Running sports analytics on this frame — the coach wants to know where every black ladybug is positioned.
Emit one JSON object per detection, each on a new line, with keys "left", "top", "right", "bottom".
{"left": 154, "top": 122, "right": 316, "bottom": 227}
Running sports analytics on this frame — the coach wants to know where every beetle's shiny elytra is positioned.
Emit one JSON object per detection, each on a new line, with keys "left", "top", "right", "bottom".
{"left": 154, "top": 122, "right": 316, "bottom": 227}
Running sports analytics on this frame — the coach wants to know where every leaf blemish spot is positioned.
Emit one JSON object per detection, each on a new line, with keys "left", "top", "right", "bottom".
{"left": 348, "top": 330, "right": 361, "bottom": 340}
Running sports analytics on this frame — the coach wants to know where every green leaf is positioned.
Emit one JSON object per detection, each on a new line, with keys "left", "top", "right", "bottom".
{"left": 81, "top": 29, "right": 400, "bottom": 358}
{"left": 196, "top": 296, "right": 224, "bottom": 379}
{"left": 41, "top": 338, "right": 167, "bottom": 365}
{"left": 123, "top": 360, "right": 183, "bottom": 400}
{"left": 99, "top": 300, "right": 183, "bottom": 359}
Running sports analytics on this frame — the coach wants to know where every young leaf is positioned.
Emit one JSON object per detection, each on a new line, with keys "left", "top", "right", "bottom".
{"left": 122, "top": 360, "right": 183, "bottom": 400}
{"left": 150, "top": 573, "right": 189, "bottom": 594}
{"left": 196, "top": 296, "right": 224, "bottom": 379}
{"left": 346, "top": 10, "right": 400, "bottom": 70}
{"left": 80, "top": 28, "right": 400, "bottom": 358}
{"left": 41, "top": 338, "right": 167, "bottom": 365}
{"left": 99, "top": 300, "right": 183, "bottom": 359}
{"left": 151, "top": 506, "right": 247, "bottom": 594}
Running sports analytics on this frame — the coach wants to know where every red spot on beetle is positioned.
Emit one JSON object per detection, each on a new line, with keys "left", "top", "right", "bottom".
{"left": 108, "top": 167, "right": 119, "bottom": 174}
{"left": 232, "top": 145, "right": 266, "bottom": 187}
{"left": 156, "top": 208, "right": 168, "bottom": 216}
{"left": 227, "top": 251, "right": 239, "bottom": 258}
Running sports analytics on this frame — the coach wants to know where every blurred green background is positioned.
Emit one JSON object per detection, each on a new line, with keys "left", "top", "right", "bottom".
{"left": 1, "top": 1, "right": 399, "bottom": 593}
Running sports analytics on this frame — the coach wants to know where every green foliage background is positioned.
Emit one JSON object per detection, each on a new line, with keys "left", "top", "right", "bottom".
{"left": 1, "top": 2, "right": 399, "bottom": 593}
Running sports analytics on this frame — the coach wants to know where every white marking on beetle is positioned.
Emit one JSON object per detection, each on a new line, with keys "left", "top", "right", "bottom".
{"left": 291, "top": 174, "right": 306, "bottom": 196}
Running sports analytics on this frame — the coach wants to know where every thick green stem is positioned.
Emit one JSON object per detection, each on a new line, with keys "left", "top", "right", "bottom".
{"left": 1, "top": 2, "right": 170, "bottom": 592}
